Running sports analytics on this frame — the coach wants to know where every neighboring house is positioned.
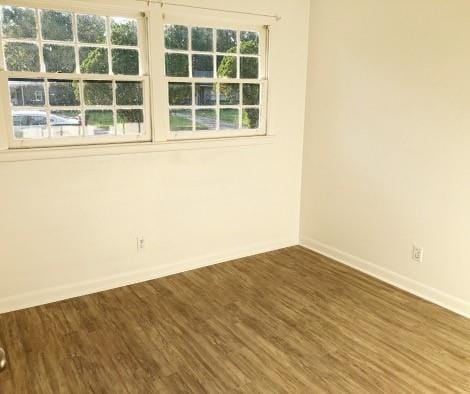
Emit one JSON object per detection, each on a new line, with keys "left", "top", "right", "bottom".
{"left": 9, "top": 80, "right": 45, "bottom": 107}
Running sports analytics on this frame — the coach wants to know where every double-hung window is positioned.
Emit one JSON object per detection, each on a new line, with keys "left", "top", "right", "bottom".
{"left": 162, "top": 17, "right": 268, "bottom": 140}
{"left": 0, "top": 3, "right": 150, "bottom": 148}
{"left": 0, "top": 1, "right": 270, "bottom": 153}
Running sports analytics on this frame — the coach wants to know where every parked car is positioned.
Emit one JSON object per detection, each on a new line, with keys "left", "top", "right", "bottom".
{"left": 13, "top": 111, "right": 80, "bottom": 139}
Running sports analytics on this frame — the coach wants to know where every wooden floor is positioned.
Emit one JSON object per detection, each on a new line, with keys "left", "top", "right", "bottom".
{"left": 0, "top": 246, "right": 469, "bottom": 393}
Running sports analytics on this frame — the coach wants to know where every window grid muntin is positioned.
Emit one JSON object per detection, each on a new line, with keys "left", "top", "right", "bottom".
{"left": 165, "top": 23, "right": 262, "bottom": 134}
{"left": 166, "top": 79, "right": 262, "bottom": 132}
{"left": 0, "top": 7, "right": 142, "bottom": 75}
{"left": 0, "top": 4, "right": 149, "bottom": 147}
{"left": 9, "top": 76, "right": 145, "bottom": 140}
{"left": 0, "top": 5, "right": 270, "bottom": 149}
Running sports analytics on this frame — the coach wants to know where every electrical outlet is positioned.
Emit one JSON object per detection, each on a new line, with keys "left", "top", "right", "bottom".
{"left": 136, "top": 237, "right": 145, "bottom": 251}
{"left": 412, "top": 244, "right": 423, "bottom": 263}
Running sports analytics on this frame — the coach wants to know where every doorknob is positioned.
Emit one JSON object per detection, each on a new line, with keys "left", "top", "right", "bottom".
{"left": 0, "top": 348, "right": 6, "bottom": 371}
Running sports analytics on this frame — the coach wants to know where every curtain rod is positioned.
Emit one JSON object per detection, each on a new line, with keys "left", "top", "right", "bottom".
{"left": 136, "top": 0, "right": 281, "bottom": 21}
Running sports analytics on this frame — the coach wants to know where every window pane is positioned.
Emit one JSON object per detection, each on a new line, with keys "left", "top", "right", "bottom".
{"left": 240, "top": 31, "right": 259, "bottom": 55}
{"left": 217, "top": 55, "right": 237, "bottom": 78}
{"left": 169, "top": 109, "right": 192, "bottom": 131}
{"left": 192, "top": 55, "right": 213, "bottom": 78}
{"left": 117, "top": 109, "right": 143, "bottom": 135}
{"left": 217, "top": 30, "right": 236, "bottom": 53}
{"left": 164, "top": 24, "right": 188, "bottom": 50}
{"left": 219, "top": 83, "right": 239, "bottom": 105}
{"left": 50, "top": 110, "right": 81, "bottom": 137}
{"left": 165, "top": 53, "right": 189, "bottom": 77}
{"left": 1, "top": 6, "right": 36, "bottom": 39}
{"left": 77, "top": 14, "right": 106, "bottom": 44}
{"left": 111, "top": 17, "right": 138, "bottom": 46}
{"left": 240, "top": 57, "right": 259, "bottom": 79}
{"left": 49, "top": 80, "right": 80, "bottom": 106}
{"left": 242, "top": 84, "right": 260, "bottom": 105}
{"left": 242, "top": 108, "right": 259, "bottom": 129}
{"left": 85, "top": 110, "right": 114, "bottom": 135}
{"left": 116, "top": 82, "right": 143, "bottom": 106}
{"left": 43, "top": 45, "right": 76, "bottom": 73}
{"left": 168, "top": 83, "right": 192, "bottom": 106}
{"left": 191, "top": 27, "right": 212, "bottom": 52}
{"left": 79, "top": 47, "right": 109, "bottom": 74}
{"left": 84, "top": 81, "right": 113, "bottom": 105}
{"left": 196, "top": 109, "right": 216, "bottom": 130}
{"left": 195, "top": 83, "right": 215, "bottom": 106}
{"left": 12, "top": 110, "right": 48, "bottom": 139}
{"left": 112, "top": 49, "right": 139, "bottom": 75}
{"left": 41, "top": 10, "right": 73, "bottom": 41}
{"left": 4, "top": 42, "right": 40, "bottom": 72}
{"left": 9, "top": 79, "right": 45, "bottom": 106}
{"left": 219, "top": 108, "right": 239, "bottom": 130}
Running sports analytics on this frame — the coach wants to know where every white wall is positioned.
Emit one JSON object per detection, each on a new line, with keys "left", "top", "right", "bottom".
{"left": 301, "top": 0, "right": 470, "bottom": 316}
{"left": 0, "top": 0, "right": 310, "bottom": 312}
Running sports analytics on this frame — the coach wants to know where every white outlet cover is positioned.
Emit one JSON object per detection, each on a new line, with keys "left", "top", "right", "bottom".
{"left": 412, "top": 245, "right": 423, "bottom": 263}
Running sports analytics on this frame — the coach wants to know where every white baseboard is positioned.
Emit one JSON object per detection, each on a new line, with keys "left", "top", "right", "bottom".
{"left": 300, "top": 237, "right": 470, "bottom": 319}
{"left": 0, "top": 238, "right": 297, "bottom": 314}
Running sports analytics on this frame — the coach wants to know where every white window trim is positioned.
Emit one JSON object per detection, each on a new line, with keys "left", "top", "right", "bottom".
{"left": 0, "top": 1, "right": 150, "bottom": 148}
{"left": 159, "top": 12, "right": 269, "bottom": 141}
{"left": 0, "top": 0, "right": 276, "bottom": 160}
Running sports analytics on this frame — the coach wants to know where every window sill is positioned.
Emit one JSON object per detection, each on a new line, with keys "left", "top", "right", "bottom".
{"left": 0, "top": 135, "right": 275, "bottom": 163}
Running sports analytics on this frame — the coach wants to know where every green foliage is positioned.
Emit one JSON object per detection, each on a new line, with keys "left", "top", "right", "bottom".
{"left": 240, "top": 56, "right": 258, "bottom": 79}
{"left": 169, "top": 83, "right": 192, "bottom": 106}
{"left": 240, "top": 32, "right": 259, "bottom": 54}
{"left": 112, "top": 49, "right": 139, "bottom": 75}
{"left": 49, "top": 81, "right": 79, "bottom": 106}
{"left": 165, "top": 53, "right": 189, "bottom": 77}
{"left": 192, "top": 55, "right": 213, "bottom": 77}
{"left": 41, "top": 10, "right": 73, "bottom": 41}
{"left": 196, "top": 109, "right": 216, "bottom": 130}
{"left": 219, "top": 84, "right": 239, "bottom": 105}
{"left": 192, "top": 27, "right": 213, "bottom": 52}
{"left": 4, "top": 42, "right": 39, "bottom": 71}
{"left": 80, "top": 47, "right": 108, "bottom": 74}
{"left": 217, "top": 55, "right": 237, "bottom": 78}
{"left": 116, "top": 82, "right": 143, "bottom": 106}
{"left": 111, "top": 19, "right": 138, "bottom": 46}
{"left": 169, "top": 109, "right": 192, "bottom": 131}
{"left": 217, "top": 41, "right": 258, "bottom": 80}
{"left": 43, "top": 45, "right": 75, "bottom": 73}
{"left": 77, "top": 14, "right": 106, "bottom": 43}
{"left": 240, "top": 40, "right": 258, "bottom": 55}
{"left": 1, "top": 6, "right": 36, "bottom": 38}
{"left": 86, "top": 110, "right": 113, "bottom": 126}
{"left": 117, "top": 109, "right": 143, "bottom": 132}
{"left": 242, "top": 84, "right": 260, "bottom": 105}
{"left": 242, "top": 108, "right": 259, "bottom": 129}
{"left": 165, "top": 25, "right": 188, "bottom": 50}
{"left": 216, "top": 30, "right": 236, "bottom": 53}
{"left": 84, "top": 81, "right": 112, "bottom": 105}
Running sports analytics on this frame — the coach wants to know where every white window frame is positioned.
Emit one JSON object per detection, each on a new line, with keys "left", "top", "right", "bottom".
{"left": 159, "top": 12, "right": 269, "bottom": 141}
{"left": 0, "top": 0, "right": 151, "bottom": 149}
{"left": 0, "top": 0, "right": 275, "bottom": 156}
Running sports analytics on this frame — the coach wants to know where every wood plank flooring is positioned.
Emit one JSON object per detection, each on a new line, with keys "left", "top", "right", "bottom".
{"left": 0, "top": 246, "right": 469, "bottom": 393}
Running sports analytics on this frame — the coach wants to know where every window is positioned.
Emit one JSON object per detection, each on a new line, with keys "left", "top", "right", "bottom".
{"left": 163, "top": 21, "right": 267, "bottom": 139}
{"left": 0, "top": 2, "right": 271, "bottom": 152}
{"left": 0, "top": 4, "right": 149, "bottom": 147}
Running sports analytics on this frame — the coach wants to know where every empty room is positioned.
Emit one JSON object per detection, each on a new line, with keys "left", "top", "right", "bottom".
{"left": 0, "top": 0, "right": 469, "bottom": 392}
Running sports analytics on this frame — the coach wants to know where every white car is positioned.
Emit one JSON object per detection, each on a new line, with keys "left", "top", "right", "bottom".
{"left": 13, "top": 110, "right": 80, "bottom": 139}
